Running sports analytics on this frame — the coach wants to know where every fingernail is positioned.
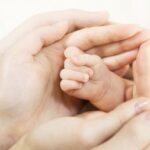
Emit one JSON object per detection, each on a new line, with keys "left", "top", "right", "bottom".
{"left": 135, "top": 100, "right": 150, "bottom": 114}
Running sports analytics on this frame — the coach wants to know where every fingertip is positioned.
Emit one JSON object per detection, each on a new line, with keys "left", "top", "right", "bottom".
{"left": 60, "top": 80, "right": 83, "bottom": 91}
{"left": 60, "top": 80, "right": 69, "bottom": 91}
{"left": 64, "top": 47, "right": 83, "bottom": 58}
{"left": 59, "top": 69, "right": 65, "bottom": 79}
{"left": 60, "top": 80, "right": 65, "bottom": 91}
{"left": 120, "top": 24, "right": 142, "bottom": 37}
{"left": 53, "top": 21, "right": 69, "bottom": 38}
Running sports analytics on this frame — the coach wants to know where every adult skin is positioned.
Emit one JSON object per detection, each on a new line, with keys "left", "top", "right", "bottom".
{"left": 0, "top": 10, "right": 146, "bottom": 149}
{"left": 0, "top": 9, "right": 110, "bottom": 149}
{"left": 10, "top": 39, "right": 150, "bottom": 150}
{"left": 66, "top": 27, "right": 150, "bottom": 110}
{"left": 95, "top": 39, "right": 150, "bottom": 150}
{"left": 10, "top": 98, "right": 150, "bottom": 150}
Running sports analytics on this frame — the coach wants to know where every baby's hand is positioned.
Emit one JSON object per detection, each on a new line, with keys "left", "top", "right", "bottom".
{"left": 60, "top": 47, "right": 127, "bottom": 111}
{"left": 60, "top": 47, "right": 104, "bottom": 97}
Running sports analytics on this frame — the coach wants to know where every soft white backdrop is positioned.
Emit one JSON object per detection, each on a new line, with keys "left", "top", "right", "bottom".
{"left": 0, "top": 0, "right": 150, "bottom": 39}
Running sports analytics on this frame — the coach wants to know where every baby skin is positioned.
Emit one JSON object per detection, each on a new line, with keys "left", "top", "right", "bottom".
{"left": 60, "top": 47, "right": 133, "bottom": 111}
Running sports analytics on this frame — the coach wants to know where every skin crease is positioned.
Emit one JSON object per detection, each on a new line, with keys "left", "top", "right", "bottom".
{"left": 2, "top": 9, "right": 150, "bottom": 150}
{"left": 0, "top": 26, "right": 144, "bottom": 149}
{"left": 60, "top": 47, "right": 128, "bottom": 111}
{"left": 8, "top": 36, "right": 150, "bottom": 150}
{"left": 0, "top": 10, "right": 148, "bottom": 150}
{"left": 10, "top": 98, "right": 150, "bottom": 150}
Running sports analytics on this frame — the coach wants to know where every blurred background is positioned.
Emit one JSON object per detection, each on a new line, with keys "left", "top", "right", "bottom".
{"left": 0, "top": 0, "right": 149, "bottom": 39}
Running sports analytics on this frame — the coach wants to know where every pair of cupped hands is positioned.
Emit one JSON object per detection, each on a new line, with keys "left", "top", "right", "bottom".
{"left": 0, "top": 10, "right": 150, "bottom": 150}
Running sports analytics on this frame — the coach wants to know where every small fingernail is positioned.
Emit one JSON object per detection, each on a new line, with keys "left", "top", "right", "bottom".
{"left": 135, "top": 100, "right": 150, "bottom": 114}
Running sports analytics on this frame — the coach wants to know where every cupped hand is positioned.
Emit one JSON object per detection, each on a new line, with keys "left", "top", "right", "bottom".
{"left": 10, "top": 98, "right": 150, "bottom": 150}
{"left": 0, "top": 10, "right": 110, "bottom": 149}
{"left": 0, "top": 10, "right": 143, "bottom": 149}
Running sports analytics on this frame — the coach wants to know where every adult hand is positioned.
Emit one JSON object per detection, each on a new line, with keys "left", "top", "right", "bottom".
{"left": 0, "top": 10, "right": 109, "bottom": 51}
{"left": 0, "top": 10, "right": 110, "bottom": 149}
{"left": 95, "top": 38, "right": 150, "bottom": 150}
{"left": 10, "top": 98, "right": 150, "bottom": 150}
{"left": 65, "top": 27, "right": 150, "bottom": 111}
{"left": 10, "top": 37, "right": 150, "bottom": 150}
{"left": 0, "top": 10, "right": 143, "bottom": 149}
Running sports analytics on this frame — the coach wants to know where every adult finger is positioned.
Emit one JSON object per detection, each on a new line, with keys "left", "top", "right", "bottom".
{"left": 10, "top": 22, "right": 69, "bottom": 56}
{"left": 95, "top": 110, "right": 150, "bottom": 150}
{"left": 88, "top": 29, "right": 150, "bottom": 57}
{"left": 78, "top": 98, "right": 150, "bottom": 148}
{"left": 0, "top": 10, "right": 109, "bottom": 51}
{"left": 103, "top": 49, "right": 138, "bottom": 70}
{"left": 64, "top": 46, "right": 84, "bottom": 58}
{"left": 66, "top": 24, "right": 141, "bottom": 50}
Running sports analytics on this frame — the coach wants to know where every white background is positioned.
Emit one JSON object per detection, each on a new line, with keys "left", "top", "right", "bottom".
{"left": 0, "top": 0, "right": 150, "bottom": 39}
